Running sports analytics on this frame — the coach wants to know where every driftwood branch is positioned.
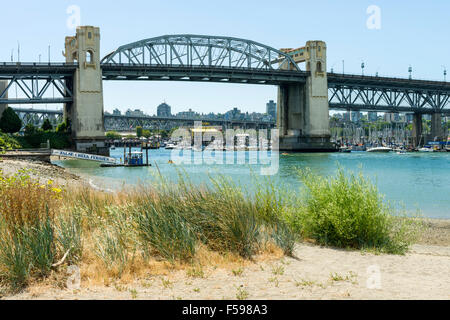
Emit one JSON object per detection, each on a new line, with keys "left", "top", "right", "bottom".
{"left": 52, "top": 248, "right": 72, "bottom": 268}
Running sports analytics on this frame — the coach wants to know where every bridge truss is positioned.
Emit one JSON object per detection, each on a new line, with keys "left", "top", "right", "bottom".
{"left": 328, "top": 74, "right": 450, "bottom": 114}
{"left": 0, "top": 63, "right": 75, "bottom": 105}
{"left": 101, "top": 35, "right": 300, "bottom": 71}
{"left": 13, "top": 108, "right": 63, "bottom": 127}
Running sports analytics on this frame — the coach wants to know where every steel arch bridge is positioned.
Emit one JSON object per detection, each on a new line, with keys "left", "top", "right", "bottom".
{"left": 101, "top": 34, "right": 300, "bottom": 71}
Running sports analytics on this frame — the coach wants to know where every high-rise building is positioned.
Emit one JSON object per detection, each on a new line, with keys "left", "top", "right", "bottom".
{"left": 368, "top": 111, "right": 378, "bottom": 122}
{"left": 351, "top": 111, "right": 362, "bottom": 123}
{"left": 157, "top": 103, "right": 172, "bottom": 117}
{"left": 343, "top": 111, "right": 351, "bottom": 122}
{"left": 125, "top": 109, "right": 145, "bottom": 117}
{"left": 384, "top": 112, "right": 400, "bottom": 123}
{"left": 266, "top": 100, "right": 277, "bottom": 119}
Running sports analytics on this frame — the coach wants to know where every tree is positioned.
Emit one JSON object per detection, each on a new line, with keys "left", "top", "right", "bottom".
{"left": 142, "top": 129, "right": 151, "bottom": 138}
{"left": 106, "top": 131, "right": 122, "bottom": 140}
{"left": 56, "top": 121, "right": 69, "bottom": 133}
{"left": 42, "top": 118, "right": 53, "bottom": 131}
{"left": 136, "top": 126, "right": 143, "bottom": 138}
{"left": 0, "top": 107, "right": 22, "bottom": 134}
{"left": 24, "top": 123, "right": 37, "bottom": 136}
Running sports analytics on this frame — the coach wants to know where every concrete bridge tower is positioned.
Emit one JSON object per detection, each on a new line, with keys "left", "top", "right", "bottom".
{"left": 278, "top": 41, "right": 334, "bottom": 151}
{"left": 64, "top": 26, "right": 107, "bottom": 155}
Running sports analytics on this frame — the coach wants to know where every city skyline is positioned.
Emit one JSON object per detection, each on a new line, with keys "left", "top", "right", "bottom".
{"left": 0, "top": 1, "right": 449, "bottom": 116}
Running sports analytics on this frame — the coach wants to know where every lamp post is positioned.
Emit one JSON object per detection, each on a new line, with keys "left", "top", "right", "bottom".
{"left": 442, "top": 66, "right": 447, "bottom": 81}
{"left": 408, "top": 66, "right": 413, "bottom": 80}
{"left": 361, "top": 61, "right": 365, "bottom": 76}
{"left": 342, "top": 60, "right": 345, "bottom": 75}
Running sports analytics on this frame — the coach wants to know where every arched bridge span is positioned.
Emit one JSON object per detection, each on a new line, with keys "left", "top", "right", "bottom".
{"left": 100, "top": 35, "right": 307, "bottom": 84}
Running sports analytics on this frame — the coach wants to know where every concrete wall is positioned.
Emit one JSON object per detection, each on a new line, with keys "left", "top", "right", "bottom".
{"left": 0, "top": 80, "right": 7, "bottom": 120}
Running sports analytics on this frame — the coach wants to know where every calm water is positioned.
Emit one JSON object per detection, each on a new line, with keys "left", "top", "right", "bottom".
{"left": 53, "top": 149, "right": 450, "bottom": 219}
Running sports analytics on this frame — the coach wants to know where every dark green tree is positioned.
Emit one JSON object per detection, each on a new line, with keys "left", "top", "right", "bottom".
{"left": 24, "top": 123, "right": 37, "bottom": 135}
{"left": 0, "top": 107, "right": 22, "bottom": 134}
{"left": 42, "top": 118, "right": 53, "bottom": 131}
{"left": 136, "top": 126, "right": 143, "bottom": 138}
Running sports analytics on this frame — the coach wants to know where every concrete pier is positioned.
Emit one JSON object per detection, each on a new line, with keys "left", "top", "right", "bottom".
{"left": 431, "top": 113, "right": 443, "bottom": 141}
{"left": 412, "top": 113, "right": 423, "bottom": 147}
{"left": 278, "top": 41, "right": 335, "bottom": 152}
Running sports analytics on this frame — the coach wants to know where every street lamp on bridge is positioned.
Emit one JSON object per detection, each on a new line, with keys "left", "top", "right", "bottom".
{"left": 361, "top": 61, "right": 365, "bottom": 76}
{"left": 408, "top": 65, "right": 413, "bottom": 80}
{"left": 442, "top": 65, "right": 447, "bottom": 82}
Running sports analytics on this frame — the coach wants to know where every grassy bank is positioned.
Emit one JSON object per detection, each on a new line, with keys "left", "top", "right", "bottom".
{"left": 0, "top": 168, "right": 422, "bottom": 293}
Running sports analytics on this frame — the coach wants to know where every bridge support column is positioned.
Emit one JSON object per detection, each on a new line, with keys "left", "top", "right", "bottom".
{"left": 278, "top": 41, "right": 335, "bottom": 152}
{"left": 64, "top": 26, "right": 108, "bottom": 155}
{"left": 412, "top": 113, "right": 423, "bottom": 147}
{"left": 0, "top": 80, "right": 7, "bottom": 120}
{"left": 431, "top": 113, "right": 443, "bottom": 141}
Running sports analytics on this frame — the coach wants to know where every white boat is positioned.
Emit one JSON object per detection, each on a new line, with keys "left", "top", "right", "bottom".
{"left": 165, "top": 143, "right": 176, "bottom": 150}
{"left": 418, "top": 147, "right": 434, "bottom": 153}
{"left": 367, "top": 147, "right": 393, "bottom": 153}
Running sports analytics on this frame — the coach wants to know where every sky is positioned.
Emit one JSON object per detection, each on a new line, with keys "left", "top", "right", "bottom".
{"left": 1, "top": 0, "right": 449, "bottom": 115}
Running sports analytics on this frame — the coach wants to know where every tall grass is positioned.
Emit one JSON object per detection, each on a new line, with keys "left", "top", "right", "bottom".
{"left": 0, "top": 166, "right": 423, "bottom": 292}
{"left": 286, "top": 168, "right": 422, "bottom": 254}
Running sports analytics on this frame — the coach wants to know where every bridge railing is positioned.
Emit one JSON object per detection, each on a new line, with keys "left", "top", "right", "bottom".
{"left": 101, "top": 63, "right": 306, "bottom": 74}
{"left": 0, "top": 62, "right": 78, "bottom": 67}
{"left": 328, "top": 71, "right": 450, "bottom": 86}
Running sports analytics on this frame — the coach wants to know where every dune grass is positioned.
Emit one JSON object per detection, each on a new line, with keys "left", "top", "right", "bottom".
{"left": 0, "top": 167, "right": 422, "bottom": 292}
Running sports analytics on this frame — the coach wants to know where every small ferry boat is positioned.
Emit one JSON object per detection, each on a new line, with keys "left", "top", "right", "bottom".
{"left": 165, "top": 143, "right": 177, "bottom": 150}
{"left": 367, "top": 147, "right": 393, "bottom": 153}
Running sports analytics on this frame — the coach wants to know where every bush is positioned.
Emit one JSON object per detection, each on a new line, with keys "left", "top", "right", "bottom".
{"left": 288, "top": 168, "right": 421, "bottom": 254}
{"left": 56, "top": 121, "right": 69, "bottom": 134}
{"left": 0, "top": 133, "right": 21, "bottom": 152}
{"left": 41, "top": 119, "right": 53, "bottom": 131}
{"left": 106, "top": 131, "right": 122, "bottom": 140}
{"left": 0, "top": 107, "right": 22, "bottom": 134}
{"left": 16, "top": 131, "right": 71, "bottom": 149}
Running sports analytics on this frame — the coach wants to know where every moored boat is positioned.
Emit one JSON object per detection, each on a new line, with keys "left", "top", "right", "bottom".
{"left": 367, "top": 147, "right": 393, "bottom": 153}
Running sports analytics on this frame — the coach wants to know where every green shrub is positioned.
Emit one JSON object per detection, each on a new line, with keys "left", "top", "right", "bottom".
{"left": 0, "top": 107, "right": 22, "bottom": 134}
{"left": 41, "top": 119, "right": 53, "bottom": 131}
{"left": 0, "top": 133, "right": 22, "bottom": 152}
{"left": 106, "top": 131, "right": 122, "bottom": 140}
{"left": 16, "top": 131, "right": 71, "bottom": 149}
{"left": 289, "top": 168, "right": 421, "bottom": 254}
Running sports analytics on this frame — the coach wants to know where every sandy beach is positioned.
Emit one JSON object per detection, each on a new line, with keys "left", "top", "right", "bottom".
{"left": 0, "top": 159, "right": 449, "bottom": 300}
